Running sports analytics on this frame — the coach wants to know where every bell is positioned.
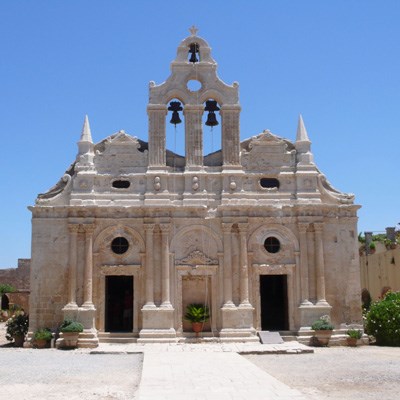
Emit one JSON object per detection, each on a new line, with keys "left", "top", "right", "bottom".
{"left": 168, "top": 101, "right": 183, "bottom": 126}
{"left": 188, "top": 43, "right": 199, "bottom": 63}
{"left": 170, "top": 111, "right": 182, "bottom": 125}
{"left": 205, "top": 111, "right": 218, "bottom": 127}
{"left": 204, "top": 100, "right": 220, "bottom": 127}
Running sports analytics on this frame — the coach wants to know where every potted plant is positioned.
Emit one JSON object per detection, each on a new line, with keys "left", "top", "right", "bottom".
{"left": 5, "top": 311, "right": 29, "bottom": 347}
{"left": 346, "top": 329, "right": 362, "bottom": 347}
{"left": 59, "top": 319, "right": 83, "bottom": 348}
{"left": 184, "top": 304, "right": 210, "bottom": 336}
{"left": 33, "top": 328, "right": 52, "bottom": 348}
{"left": 368, "top": 242, "right": 376, "bottom": 254}
{"left": 311, "top": 315, "right": 334, "bottom": 346}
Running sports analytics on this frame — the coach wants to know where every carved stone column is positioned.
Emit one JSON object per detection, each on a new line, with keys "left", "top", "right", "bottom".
{"left": 82, "top": 224, "right": 95, "bottom": 309}
{"left": 160, "top": 224, "right": 172, "bottom": 308}
{"left": 183, "top": 104, "right": 203, "bottom": 168}
{"left": 222, "top": 223, "right": 234, "bottom": 307}
{"left": 65, "top": 224, "right": 79, "bottom": 309}
{"left": 147, "top": 104, "right": 167, "bottom": 167}
{"left": 314, "top": 223, "right": 329, "bottom": 306}
{"left": 221, "top": 105, "right": 241, "bottom": 166}
{"left": 143, "top": 224, "right": 155, "bottom": 308}
{"left": 238, "top": 223, "right": 251, "bottom": 307}
{"left": 298, "top": 223, "right": 312, "bottom": 305}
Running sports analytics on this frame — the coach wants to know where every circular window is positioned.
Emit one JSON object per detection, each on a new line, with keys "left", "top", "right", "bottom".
{"left": 264, "top": 237, "right": 280, "bottom": 253}
{"left": 187, "top": 79, "right": 202, "bottom": 92}
{"left": 111, "top": 237, "right": 129, "bottom": 255}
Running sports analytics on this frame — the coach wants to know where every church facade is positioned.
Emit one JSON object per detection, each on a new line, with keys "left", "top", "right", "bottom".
{"left": 28, "top": 29, "right": 362, "bottom": 346}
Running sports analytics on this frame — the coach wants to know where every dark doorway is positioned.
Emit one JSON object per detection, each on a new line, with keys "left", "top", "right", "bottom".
{"left": 1, "top": 294, "right": 9, "bottom": 310}
{"left": 260, "top": 275, "right": 289, "bottom": 331}
{"left": 105, "top": 276, "right": 133, "bottom": 332}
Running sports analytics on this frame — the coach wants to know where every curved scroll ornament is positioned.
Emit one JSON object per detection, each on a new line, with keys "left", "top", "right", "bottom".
{"left": 318, "top": 174, "right": 355, "bottom": 204}
{"left": 36, "top": 165, "right": 73, "bottom": 202}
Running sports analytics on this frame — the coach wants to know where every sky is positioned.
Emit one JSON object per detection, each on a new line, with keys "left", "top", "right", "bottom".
{"left": 1, "top": 1, "right": 399, "bottom": 268}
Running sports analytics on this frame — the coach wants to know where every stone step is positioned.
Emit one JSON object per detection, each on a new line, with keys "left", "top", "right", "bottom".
{"left": 98, "top": 332, "right": 137, "bottom": 344}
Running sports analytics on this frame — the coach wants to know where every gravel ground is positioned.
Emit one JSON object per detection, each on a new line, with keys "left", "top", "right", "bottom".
{"left": 244, "top": 346, "right": 400, "bottom": 400}
{"left": 0, "top": 349, "right": 143, "bottom": 400}
{"left": 0, "top": 322, "right": 142, "bottom": 400}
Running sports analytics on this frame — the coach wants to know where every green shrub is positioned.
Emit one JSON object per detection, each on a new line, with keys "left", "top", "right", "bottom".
{"left": 34, "top": 328, "right": 52, "bottom": 341}
{"left": 311, "top": 315, "right": 334, "bottom": 331}
{"left": 59, "top": 320, "right": 83, "bottom": 333}
{"left": 366, "top": 291, "right": 400, "bottom": 346}
{"left": 5, "top": 311, "right": 29, "bottom": 341}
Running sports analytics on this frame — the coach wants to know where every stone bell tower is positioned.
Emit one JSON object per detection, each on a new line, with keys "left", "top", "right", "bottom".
{"left": 147, "top": 26, "right": 241, "bottom": 172}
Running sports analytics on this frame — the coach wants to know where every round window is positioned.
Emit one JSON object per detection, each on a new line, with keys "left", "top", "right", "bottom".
{"left": 264, "top": 237, "right": 280, "bottom": 253}
{"left": 111, "top": 237, "right": 129, "bottom": 255}
{"left": 187, "top": 79, "right": 202, "bottom": 92}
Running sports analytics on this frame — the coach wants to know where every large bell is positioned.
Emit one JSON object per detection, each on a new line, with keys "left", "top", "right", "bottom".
{"left": 168, "top": 101, "right": 183, "bottom": 126}
{"left": 188, "top": 43, "right": 199, "bottom": 63}
{"left": 170, "top": 111, "right": 182, "bottom": 125}
{"left": 205, "top": 111, "right": 218, "bottom": 127}
{"left": 204, "top": 100, "right": 220, "bottom": 127}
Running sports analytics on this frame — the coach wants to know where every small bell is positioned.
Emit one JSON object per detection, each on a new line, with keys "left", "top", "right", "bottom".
{"left": 204, "top": 100, "right": 220, "bottom": 127}
{"left": 168, "top": 101, "right": 183, "bottom": 126}
{"left": 188, "top": 43, "right": 199, "bottom": 63}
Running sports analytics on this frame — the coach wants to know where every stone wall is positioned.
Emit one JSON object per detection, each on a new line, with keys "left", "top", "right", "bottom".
{"left": 0, "top": 259, "right": 30, "bottom": 311}
{"left": 360, "top": 247, "right": 400, "bottom": 300}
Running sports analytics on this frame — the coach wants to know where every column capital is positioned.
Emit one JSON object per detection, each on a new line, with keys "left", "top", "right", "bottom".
{"left": 144, "top": 223, "right": 155, "bottom": 232}
{"left": 160, "top": 224, "right": 170, "bottom": 234}
{"left": 221, "top": 223, "right": 232, "bottom": 233}
{"left": 313, "top": 222, "right": 324, "bottom": 233}
{"left": 298, "top": 223, "right": 309, "bottom": 234}
{"left": 147, "top": 104, "right": 168, "bottom": 113}
{"left": 183, "top": 104, "right": 204, "bottom": 113}
{"left": 68, "top": 224, "right": 80, "bottom": 234}
{"left": 82, "top": 224, "right": 95, "bottom": 235}
{"left": 238, "top": 223, "right": 249, "bottom": 234}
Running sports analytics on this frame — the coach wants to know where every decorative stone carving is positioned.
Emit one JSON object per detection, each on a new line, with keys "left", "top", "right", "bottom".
{"left": 175, "top": 250, "right": 218, "bottom": 266}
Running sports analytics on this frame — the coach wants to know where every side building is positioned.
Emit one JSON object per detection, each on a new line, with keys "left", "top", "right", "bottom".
{"left": 28, "top": 29, "right": 362, "bottom": 346}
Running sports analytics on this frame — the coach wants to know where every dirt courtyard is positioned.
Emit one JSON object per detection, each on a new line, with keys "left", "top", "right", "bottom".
{"left": 244, "top": 346, "right": 400, "bottom": 400}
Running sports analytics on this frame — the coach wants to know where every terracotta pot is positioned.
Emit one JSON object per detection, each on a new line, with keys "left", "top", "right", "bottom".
{"left": 347, "top": 337, "right": 358, "bottom": 347}
{"left": 13, "top": 335, "right": 25, "bottom": 347}
{"left": 313, "top": 330, "right": 332, "bottom": 346}
{"left": 35, "top": 339, "right": 49, "bottom": 349}
{"left": 62, "top": 332, "right": 80, "bottom": 348}
{"left": 192, "top": 322, "right": 204, "bottom": 336}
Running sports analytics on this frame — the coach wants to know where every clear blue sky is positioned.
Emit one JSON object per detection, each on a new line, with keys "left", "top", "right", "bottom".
{"left": 1, "top": 1, "right": 399, "bottom": 268}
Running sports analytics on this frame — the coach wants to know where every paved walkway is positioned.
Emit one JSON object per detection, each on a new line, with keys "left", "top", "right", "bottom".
{"left": 93, "top": 341, "right": 312, "bottom": 400}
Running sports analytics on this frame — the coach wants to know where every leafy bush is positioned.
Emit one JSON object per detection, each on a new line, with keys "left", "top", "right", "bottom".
{"left": 59, "top": 320, "right": 83, "bottom": 333}
{"left": 184, "top": 304, "right": 210, "bottom": 323}
{"left": 366, "top": 291, "right": 400, "bottom": 346}
{"left": 311, "top": 315, "right": 334, "bottom": 331}
{"left": 5, "top": 311, "right": 29, "bottom": 341}
{"left": 34, "top": 328, "right": 52, "bottom": 341}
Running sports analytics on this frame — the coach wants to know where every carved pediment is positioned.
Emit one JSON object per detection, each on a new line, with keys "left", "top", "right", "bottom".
{"left": 175, "top": 250, "right": 218, "bottom": 266}
{"left": 248, "top": 131, "right": 288, "bottom": 152}
{"left": 94, "top": 131, "right": 148, "bottom": 171}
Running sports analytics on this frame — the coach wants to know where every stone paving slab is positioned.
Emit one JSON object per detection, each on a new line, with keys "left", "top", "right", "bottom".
{"left": 91, "top": 341, "right": 312, "bottom": 400}
{"left": 92, "top": 340, "right": 313, "bottom": 355}
{"left": 137, "top": 351, "right": 310, "bottom": 400}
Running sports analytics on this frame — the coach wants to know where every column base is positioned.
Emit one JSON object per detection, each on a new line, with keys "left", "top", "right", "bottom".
{"left": 298, "top": 302, "right": 332, "bottom": 328}
{"left": 221, "top": 304, "right": 255, "bottom": 331}
{"left": 140, "top": 306, "right": 176, "bottom": 340}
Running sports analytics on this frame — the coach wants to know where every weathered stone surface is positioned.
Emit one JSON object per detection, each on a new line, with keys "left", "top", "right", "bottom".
{"left": 28, "top": 29, "right": 362, "bottom": 346}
